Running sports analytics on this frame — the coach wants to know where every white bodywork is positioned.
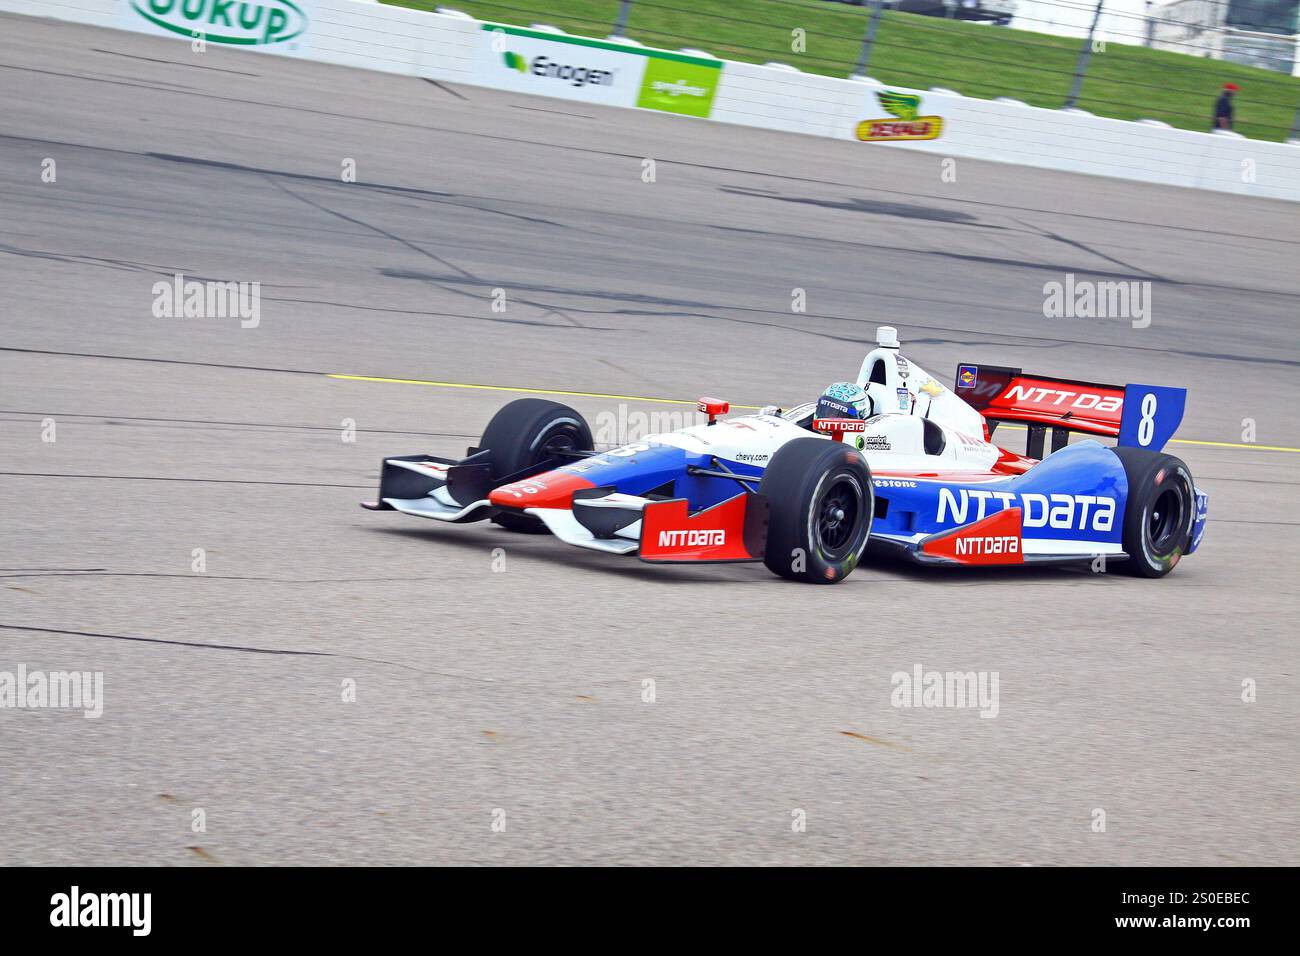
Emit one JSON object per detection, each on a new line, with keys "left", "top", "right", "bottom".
{"left": 854, "top": 331, "right": 986, "bottom": 435}
{"left": 629, "top": 327, "right": 1002, "bottom": 475}
{"left": 638, "top": 409, "right": 1000, "bottom": 475}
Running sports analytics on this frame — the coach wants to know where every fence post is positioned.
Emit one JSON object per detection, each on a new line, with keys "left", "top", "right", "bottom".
{"left": 853, "top": 0, "right": 886, "bottom": 77}
{"left": 1290, "top": 102, "right": 1300, "bottom": 142}
{"left": 1065, "top": 0, "right": 1106, "bottom": 108}
{"left": 612, "top": 0, "right": 633, "bottom": 37}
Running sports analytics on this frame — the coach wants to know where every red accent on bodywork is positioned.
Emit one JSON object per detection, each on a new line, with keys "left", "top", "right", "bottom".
{"left": 873, "top": 470, "right": 1013, "bottom": 483}
{"left": 991, "top": 446, "right": 1037, "bottom": 475}
{"left": 489, "top": 471, "right": 595, "bottom": 510}
{"left": 870, "top": 444, "right": 1034, "bottom": 482}
{"left": 921, "top": 507, "right": 1024, "bottom": 565}
{"left": 983, "top": 376, "right": 1125, "bottom": 437}
{"left": 813, "top": 418, "right": 867, "bottom": 441}
{"left": 640, "top": 493, "right": 755, "bottom": 561}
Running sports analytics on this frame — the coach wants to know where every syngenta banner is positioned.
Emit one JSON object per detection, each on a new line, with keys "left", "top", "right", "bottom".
{"left": 476, "top": 24, "right": 721, "bottom": 117}
{"left": 121, "top": 0, "right": 311, "bottom": 51}
{"left": 636, "top": 57, "right": 720, "bottom": 118}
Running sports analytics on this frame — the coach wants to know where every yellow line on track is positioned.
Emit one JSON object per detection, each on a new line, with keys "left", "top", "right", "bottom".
{"left": 327, "top": 373, "right": 762, "bottom": 409}
{"left": 328, "top": 374, "right": 1300, "bottom": 453}
{"left": 1167, "top": 437, "right": 1300, "bottom": 452}
{"left": 993, "top": 424, "right": 1299, "bottom": 452}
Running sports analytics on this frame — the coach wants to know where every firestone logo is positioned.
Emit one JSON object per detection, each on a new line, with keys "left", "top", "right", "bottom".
{"left": 658, "top": 529, "right": 725, "bottom": 548}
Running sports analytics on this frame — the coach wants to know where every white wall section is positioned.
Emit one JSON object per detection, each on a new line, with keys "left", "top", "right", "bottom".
{"left": 5, "top": 0, "right": 1298, "bottom": 201}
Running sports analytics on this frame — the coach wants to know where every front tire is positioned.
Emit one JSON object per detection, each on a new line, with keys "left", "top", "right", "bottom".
{"left": 1112, "top": 446, "right": 1195, "bottom": 578}
{"left": 760, "top": 438, "right": 874, "bottom": 583}
{"left": 479, "top": 398, "right": 593, "bottom": 533}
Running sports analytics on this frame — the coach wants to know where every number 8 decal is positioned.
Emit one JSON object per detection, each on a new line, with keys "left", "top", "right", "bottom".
{"left": 1120, "top": 383, "right": 1184, "bottom": 453}
{"left": 1138, "top": 392, "right": 1157, "bottom": 447}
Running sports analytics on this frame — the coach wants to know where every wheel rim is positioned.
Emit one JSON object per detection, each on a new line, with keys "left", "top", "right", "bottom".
{"left": 534, "top": 424, "right": 581, "bottom": 465}
{"left": 815, "top": 475, "right": 864, "bottom": 559}
{"left": 1147, "top": 485, "right": 1186, "bottom": 556}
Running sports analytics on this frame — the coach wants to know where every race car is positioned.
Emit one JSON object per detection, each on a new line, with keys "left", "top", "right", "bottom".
{"left": 362, "top": 326, "right": 1208, "bottom": 583}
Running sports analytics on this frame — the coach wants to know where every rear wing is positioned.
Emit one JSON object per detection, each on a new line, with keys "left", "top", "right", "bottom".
{"left": 953, "top": 364, "right": 1186, "bottom": 457}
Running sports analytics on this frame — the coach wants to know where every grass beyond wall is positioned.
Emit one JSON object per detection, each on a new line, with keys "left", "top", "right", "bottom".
{"left": 386, "top": 0, "right": 1300, "bottom": 142}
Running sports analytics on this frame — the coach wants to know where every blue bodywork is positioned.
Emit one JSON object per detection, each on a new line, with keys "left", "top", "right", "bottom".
{"left": 872, "top": 441, "right": 1126, "bottom": 548}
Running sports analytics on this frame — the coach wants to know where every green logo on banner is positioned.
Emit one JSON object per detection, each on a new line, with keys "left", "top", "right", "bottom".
{"left": 876, "top": 90, "right": 923, "bottom": 121}
{"left": 129, "top": 0, "right": 307, "bottom": 46}
{"left": 637, "top": 57, "right": 720, "bottom": 118}
{"left": 503, "top": 50, "right": 528, "bottom": 73}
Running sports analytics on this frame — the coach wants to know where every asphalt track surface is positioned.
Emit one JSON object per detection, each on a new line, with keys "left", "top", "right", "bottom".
{"left": 2, "top": 14, "right": 1297, "bottom": 866}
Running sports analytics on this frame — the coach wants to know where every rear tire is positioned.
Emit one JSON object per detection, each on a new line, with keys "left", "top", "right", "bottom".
{"left": 1112, "top": 446, "right": 1195, "bottom": 578}
{"left": 479, "top": 398, "right": 593, "bottom": 534}
{"left": 760, "top": 438, "right": 873, "bottom": 583}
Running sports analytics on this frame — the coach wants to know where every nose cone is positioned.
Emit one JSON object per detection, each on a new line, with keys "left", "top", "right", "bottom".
{"left": 489, "top": 471, "right": 595, "bottom": 510}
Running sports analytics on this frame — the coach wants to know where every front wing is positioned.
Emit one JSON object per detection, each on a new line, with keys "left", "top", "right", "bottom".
{"left": 535, "top": 488, "right": 770, "bottom": 563}
{"left": 363, "top": 453, "right": 769, "bottom": 563}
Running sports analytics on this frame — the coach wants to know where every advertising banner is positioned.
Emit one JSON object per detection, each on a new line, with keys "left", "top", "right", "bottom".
{"left": 118, "top": 0, "right": 314, "bottom": 55}
{"left": 475, "top": 24, "right": 721, "bottom": 118}
{"left": 636, "top": 56, "right": 720, "bottom": 117}
{"left": 853, "top": 88, "right": 944, "bottom": 142}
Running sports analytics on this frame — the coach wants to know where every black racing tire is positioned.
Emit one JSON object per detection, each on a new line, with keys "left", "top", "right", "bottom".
{"left": 480, "top": 398, "right": 593, "bottom": 534}
{"left": 1111, "top": 446, "right": 1196, "bottom": 578}
{"left": 759, "top": 438, "right": 874, "bottom": 584}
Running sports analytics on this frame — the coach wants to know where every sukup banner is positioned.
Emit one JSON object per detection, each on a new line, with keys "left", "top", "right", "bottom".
{"left": 120, "top": 0, "right": 314, "bottom": 54}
